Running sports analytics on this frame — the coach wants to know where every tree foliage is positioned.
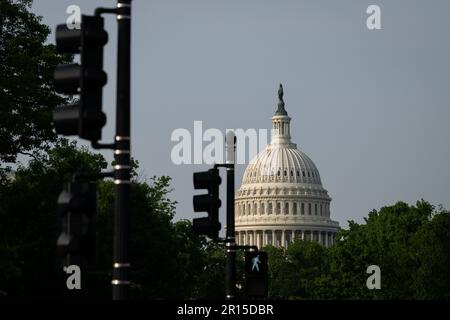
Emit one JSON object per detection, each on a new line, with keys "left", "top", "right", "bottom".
{"left": 265, "top": 201, "right": 450, "bottom": 300}
{"left": 0, "top": 0, "right": 71, "bottom": 174}
{"left": 0, "top": 142, "right": 224, "bottom": 299}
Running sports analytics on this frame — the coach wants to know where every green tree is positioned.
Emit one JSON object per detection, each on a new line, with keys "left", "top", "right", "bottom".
{"left": 0, "top": 0, "right": 71, "bottom": 171}
{"left": 328, "top": 200, "right": 441, "bottom": 299}
{"left": 194, "top": 241, "right": 226, "bottom": 299}
{"left": 0, "top": 142, "right": 211, "bottom": 299}
{"left": 413, "top": 206, "right": 450, "bottom": 299}
{"left": 263, "top": 201, "right": 450, "bottom": 300}
{"left": 0, "top": 141, "right": 106, "bottom": 297}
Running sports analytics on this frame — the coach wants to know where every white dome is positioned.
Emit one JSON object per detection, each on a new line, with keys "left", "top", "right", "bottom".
{"left": 234, "top": 84, "right": 340, "bottom": 249}
{"left": 243, "top": 144, "right": 323, "bottom": 186}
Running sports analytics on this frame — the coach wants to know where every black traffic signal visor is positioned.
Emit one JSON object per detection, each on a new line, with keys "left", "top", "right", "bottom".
{"left": 53, "top": 104, "right": 80, "bottom": 136}
{"left": 55, "top": 16, "right": 108, "bottom": 54}
{"left": 193, "top": 194, "right": 221, "bottom": 212}
{"left": 54, "top": 63, "right": 81, "bottom": 94}
{"left": 193, "top": 168, "right": 221, "bottom": 189}
{"left": 56, "top": 24, "right": 81, "bottom": 53}
{"left": 192, "top": 217, "right": 221, "bottom": 239}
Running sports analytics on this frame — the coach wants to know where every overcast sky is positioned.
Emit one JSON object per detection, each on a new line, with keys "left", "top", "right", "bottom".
{"left": 31, "top": 0, "right": 450, "bottom": 228}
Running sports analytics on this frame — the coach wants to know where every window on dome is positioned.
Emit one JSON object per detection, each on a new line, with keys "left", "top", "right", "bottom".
{"left": 276, "top": 202, "right": 281, "bottom": 214}
{"left": 290, "top": 171, "right": 293, "bottom": 176}
{"left": 302, "top": 171, "right": 305, "bottom": 177}
{"left": 308, "top": 203, "right": 311, "bottom": 215}
{"left": 277, "top": 170, "right": 280, "bottom": 176}
{"left": 268, "top": 203, "right": 273, "bottom": 214}
{"left": 307, "top": 171, "right": 310, "bottom": 177}
{"left": 284, "top": 202, "right": 289, "bottom": 214}
{"left": 312, "top": 171, "right": 315, "bottom": 177}
{"left": 261, "top": 203, "right": 265, "bottom": 214}
{"left": 284, "top": 170, "right": 287, "bottom": 176}
{"left": 293, "top": 203, "right": 298, "bottom": 215}
{"left": 301, "top": 203, "right": 305, "bottom": 215}
{"left": 315, "top": 204, "right": 318, "bottom": 215}
{"left": 254, "top": 202, "right": 257, "bottom": 215}
{"left": 297, "top": 170, "right": 300, "bottom": 176}
{"left": 320, "top": 204, "right": 323, "bottom": 216}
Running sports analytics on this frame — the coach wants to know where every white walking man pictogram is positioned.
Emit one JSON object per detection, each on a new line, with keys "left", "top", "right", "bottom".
{"left": 251, "top": 254, "right": 261, "bottom": 272}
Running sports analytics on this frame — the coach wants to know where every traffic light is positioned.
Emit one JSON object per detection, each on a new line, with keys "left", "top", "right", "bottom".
{"left": 245, "top": 251, "right": 268, "bottom": 298}
{"left": 53, "top": 15, "right": 108, "bottom": 141}
{"left": 193, "top": 168, "right": 222, "bottom": 240}
{"left": 57, "top": 181, "right": 97, "bottom": 267}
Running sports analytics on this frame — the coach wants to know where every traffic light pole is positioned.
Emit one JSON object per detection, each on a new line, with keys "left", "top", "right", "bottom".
{"left": 112, "top": 0, "right": 132, "bottom": 300}
{"left": 225, "top": 132, "right": 236, "bottom": 300}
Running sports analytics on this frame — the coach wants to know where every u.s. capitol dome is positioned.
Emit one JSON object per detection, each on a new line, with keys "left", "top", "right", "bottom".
{"left": 235, "top": 84, "right": 340, "bottom": 248}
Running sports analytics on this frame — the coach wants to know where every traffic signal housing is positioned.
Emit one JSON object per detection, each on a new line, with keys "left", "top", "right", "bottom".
{"left": 193, "top": 168, "right": 222, "bottom": 240}
{"left": 245, "top": 251, "right": 268, "bottom": 298}
{"left": 57, "top": 181, "right": 97, "bottom": 268}
{"left": 53, "top": 15, "right": 108, "bottom": 141}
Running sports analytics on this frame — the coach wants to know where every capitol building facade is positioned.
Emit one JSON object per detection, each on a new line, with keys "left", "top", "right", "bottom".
{"left": 234, "top": 85, "right": 340, "bottom": 248}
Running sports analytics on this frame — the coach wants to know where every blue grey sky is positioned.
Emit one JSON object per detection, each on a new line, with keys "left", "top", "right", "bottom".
{"left": 31, "top": 0, "right": 450, "bottom": 228}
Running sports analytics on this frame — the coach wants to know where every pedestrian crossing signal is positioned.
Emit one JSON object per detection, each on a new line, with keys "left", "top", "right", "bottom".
{"left": 245, "top": 251, "right": 268, "bottom": 298}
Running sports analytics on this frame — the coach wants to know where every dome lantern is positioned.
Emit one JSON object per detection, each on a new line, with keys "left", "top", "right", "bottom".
{"left": 271, "top": 83, "right": 293, "bottom": 146}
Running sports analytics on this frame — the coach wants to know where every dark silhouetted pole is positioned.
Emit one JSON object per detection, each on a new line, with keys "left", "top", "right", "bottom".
{"left": 225, "top": 131, "right": 236, "bottom": 300}
{"left": 112, "top": 0, "right": 132, "bottom": 300}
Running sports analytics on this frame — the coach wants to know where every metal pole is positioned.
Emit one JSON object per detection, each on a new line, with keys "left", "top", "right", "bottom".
{"left": 112, "top": 0, "right": 132, "bottom": 300}
{"left": 225, "top": 131, "right": 236, "bottom": 300}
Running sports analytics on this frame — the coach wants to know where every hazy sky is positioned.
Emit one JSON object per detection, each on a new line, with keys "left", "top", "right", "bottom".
{"left": 31, "top": 0, "right": 450, "bottom": 228}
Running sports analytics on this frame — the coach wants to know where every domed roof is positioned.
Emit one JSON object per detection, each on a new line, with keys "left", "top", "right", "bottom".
{"left": 242, "top": 144, "right": 322, "bottom": 185}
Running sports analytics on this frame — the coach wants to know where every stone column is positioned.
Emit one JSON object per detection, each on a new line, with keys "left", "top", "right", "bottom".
{"left": 257, "top": 231, "right": 261, "bottom": 248}
{"left": 301, "top": 230, "right": 305, "bottom": 241}
{"left": 318, "top": 231, "right": 322, "bottom": 245}
{"left": 261, "top": 231, "right": 264, "bottom": 247}
{"left": 281, "top": 230, "right": 286, "bottom": 248}
{"left": 325, "top": 232, "right": 329, "bottom": 247}
{"left": 272, "top": 230, "right": 275, "bottom": 247}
